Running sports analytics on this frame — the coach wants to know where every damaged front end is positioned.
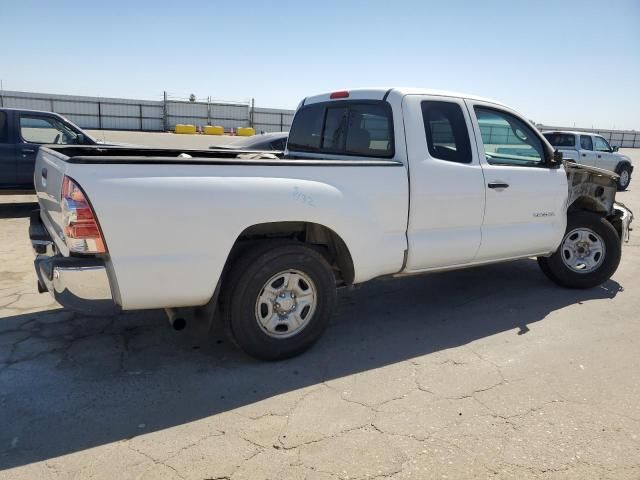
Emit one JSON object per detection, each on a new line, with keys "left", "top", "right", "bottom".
{"left": 565, "top": 162, "right": 633, "bottom": 242}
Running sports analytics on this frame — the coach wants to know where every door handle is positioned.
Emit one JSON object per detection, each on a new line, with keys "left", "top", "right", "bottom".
{"left": 597, "top": 154, "right": 602, "bottom": 158}
{"left": 41, "top": 168, "right": 48, "bottom": 179}
{"left": 21, "top": 148, "right": 36, "bottom": 154}
{"left": 582, "top": 153, "right": 586, "bottom": 157}
{"left": 488, "top": 182, "right": 509, "bottom": 189}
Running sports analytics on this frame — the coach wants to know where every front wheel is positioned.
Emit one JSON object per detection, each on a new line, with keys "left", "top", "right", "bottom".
{"left": 221, "top": 241, "right": 337, "bottom": 360}
{"left": 616, "top": 164, "right": 632, "bottom": 191}
{"left": 537, "top": 212, "right": 621, "bottom": 289}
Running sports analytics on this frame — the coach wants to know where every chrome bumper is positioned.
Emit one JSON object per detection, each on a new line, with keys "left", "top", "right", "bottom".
{"left": 30, "top": 210, "right": 119, "bottom": 315}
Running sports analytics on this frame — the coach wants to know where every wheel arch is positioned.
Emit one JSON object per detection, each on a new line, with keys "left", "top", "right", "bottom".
{"left": 228, "top": 221, "right": 355, "bottom": 286}
{"left": 197, "top": 221, "right": 355, "bottom": 322}
{"left": 568, "top": 195, "right": 609, "bottom": 215}
{"left": 615, "top": 160, "right": 632, "bottom": 172}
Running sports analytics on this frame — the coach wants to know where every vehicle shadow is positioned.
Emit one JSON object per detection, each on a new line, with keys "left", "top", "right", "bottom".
{"left": 0, "top": 258, "right": 623, "bottom": 469}
{"left": 0, "top": 202, "right": 37, "bottom": 219}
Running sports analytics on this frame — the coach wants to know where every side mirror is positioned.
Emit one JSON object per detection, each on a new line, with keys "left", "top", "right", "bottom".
{"left": 76, "top": 133, "right": 85, "bottom": 145}
{"left": 612, "top": 145, "right": 619, "bottom": 152}
{"left": 553, "top": 149, "right": 563, "bottom": 164}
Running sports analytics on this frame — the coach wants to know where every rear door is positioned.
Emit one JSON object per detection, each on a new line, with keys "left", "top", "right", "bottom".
{"left": 466, "top": 100, "right": 567, "bottom": 260}
{"left": 0, "top": 111, "right": 17, "bottom": 187}
{"left": 578, "top": 135, "right": 597, "bottom": 166}
{"left": 403, "top": 95, "right": 486, "bottom": 270}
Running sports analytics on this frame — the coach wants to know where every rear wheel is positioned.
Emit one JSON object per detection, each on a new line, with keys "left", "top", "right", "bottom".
{"left": 616, "top": 164, "right": 632, "bottom": 191}
{"left": 221, "top": 241, "right": 337, "bottom": 360}
{"left": 537, "top": 211, "right": 621, "bottom": 289}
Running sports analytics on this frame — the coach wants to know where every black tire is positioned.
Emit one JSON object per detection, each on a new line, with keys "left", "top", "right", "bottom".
{"left": 537, "top": 211, "right": 621, "bottom": 289}
{"left": 221, "top": 241, "right": 337, "bottom": 360}
{"left": 616, "top": 164, "right": 632, "bottom": 191}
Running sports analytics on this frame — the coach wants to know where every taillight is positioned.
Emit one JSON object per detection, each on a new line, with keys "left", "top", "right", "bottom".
{"left": 61, "top": 176, "right": 107, "bottom": 254}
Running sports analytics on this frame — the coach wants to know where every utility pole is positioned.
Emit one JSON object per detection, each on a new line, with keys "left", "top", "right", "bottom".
{"left": 0, "top": 79, "right": 4, "bottom": 107}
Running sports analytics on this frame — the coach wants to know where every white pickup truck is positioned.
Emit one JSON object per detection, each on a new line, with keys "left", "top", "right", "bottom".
{"left": 543, "top": 130, "right": 634, "bottom": 190}
{"left": 30, "top": 88, "right": 633, "bottom": 360}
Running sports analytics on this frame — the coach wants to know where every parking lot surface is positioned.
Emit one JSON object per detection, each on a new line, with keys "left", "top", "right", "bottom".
{"left": 1, "top": 146, "right": 639, "bottom": 479}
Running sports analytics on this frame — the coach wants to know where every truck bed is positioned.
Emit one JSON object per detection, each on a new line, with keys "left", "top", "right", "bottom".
{"left": 35, "top": 145, "right": 409, "bottom": 310}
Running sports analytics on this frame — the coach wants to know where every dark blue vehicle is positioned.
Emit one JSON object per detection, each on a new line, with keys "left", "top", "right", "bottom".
{"left": 0, "top": 108, "right": 96, "bottom": 193}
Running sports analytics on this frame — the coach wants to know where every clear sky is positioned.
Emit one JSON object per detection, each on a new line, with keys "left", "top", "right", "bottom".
{"left": 1, "top": 0, "right": 639, "bottom": 129}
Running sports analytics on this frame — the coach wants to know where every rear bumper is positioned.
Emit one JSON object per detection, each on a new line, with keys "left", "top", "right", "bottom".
{"left": 30, "top": 209, "right": 119, "bottom": 315}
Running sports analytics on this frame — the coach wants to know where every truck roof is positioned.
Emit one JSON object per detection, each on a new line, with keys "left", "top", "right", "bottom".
{"left": 0, "top": 107, "right": 67, "bottom": 116}
{"left": 542, "top": 130, "right": 604, "bottom": 137}
{"left": 302, "top": 87, "right": 507, "bottom": 107}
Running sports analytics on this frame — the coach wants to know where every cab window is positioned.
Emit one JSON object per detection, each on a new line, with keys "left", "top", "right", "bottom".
{"left": 474, "top": 107, "right": 545, "bottom": 167}
{"left": 580, "top": 135, "right": 593, "bottom": 150}
{"left": 288, "top": 101, "right": 394, "bottom": 158}
{"left": 594, "top": 136, "right": 611, "bottom": 152}
{"left": 20, "top": 115, "right": 79, "bottom": 144}
{"left": 421, "top": 101, "right": 472, "bottom": 163}
{"left": 543, "top": 133, "right": 575, "bottom": 148}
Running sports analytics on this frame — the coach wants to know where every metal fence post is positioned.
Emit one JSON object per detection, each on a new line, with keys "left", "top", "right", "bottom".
{"left": 98, "top": 101, "right": 102, "bottom": 129}
{"left": 163, "top": 91, "right": 168, "bottom": 131}
{"left": 249, "top": 98, "right": 255, "bottom": 128}
{"left": 139, "top": 104, "right": 143, "bottom": 130}
{"left": 280, "top": 112, "right": 283, "bottom": 131}
{"left": 207, "top": 96, "right": 211, "bottom": 125}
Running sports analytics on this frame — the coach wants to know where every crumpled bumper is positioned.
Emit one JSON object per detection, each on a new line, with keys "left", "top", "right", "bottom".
{"left": 614, "top": 202, "right": 633, "bottom": 243}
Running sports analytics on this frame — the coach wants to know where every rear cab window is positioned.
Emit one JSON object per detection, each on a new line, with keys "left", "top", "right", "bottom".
{"left": 543, "top": 133, "right": 576, "bottom": 148}
{"left": 288, "top": 101, "right": 394, "bottom": 158}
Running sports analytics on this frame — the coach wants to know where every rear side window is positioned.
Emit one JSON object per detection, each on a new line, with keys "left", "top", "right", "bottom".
{"left": 543, "top": 133, "right": 575, "bottom": 147}
{"left": 421, "top": 101, "right": 472, "bottom": 163}
{"left": 0, "top": 112, "right": 8, "bottom": 143}
{"left": 288, "top": 101, "right": 394, "bottom": 158}
{"left": 580, "top": 135, "right": 593, "bottom": 150}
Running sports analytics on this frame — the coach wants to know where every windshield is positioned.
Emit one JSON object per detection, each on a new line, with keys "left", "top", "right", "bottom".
{"left": 543, "top": 133, "right": 575, "bottom": 147}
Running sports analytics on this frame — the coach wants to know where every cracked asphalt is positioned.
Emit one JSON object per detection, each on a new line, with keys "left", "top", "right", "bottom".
{"left": 1, "top": 148, "right": 639, "bottom": 479}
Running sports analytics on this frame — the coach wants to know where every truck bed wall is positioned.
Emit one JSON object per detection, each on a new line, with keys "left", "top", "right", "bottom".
{"left": 65, "top": 161, "right": 409, "bottom": 309}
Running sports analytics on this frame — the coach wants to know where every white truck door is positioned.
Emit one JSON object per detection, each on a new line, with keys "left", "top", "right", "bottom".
{"left": 402, "top": 95, "right": 486, "bottom": 270}
{"left": 466, "top": 100, "right": 568, "bottom": 260}
{"left": 578, "top": 135, "right": 597, "bottom": 166}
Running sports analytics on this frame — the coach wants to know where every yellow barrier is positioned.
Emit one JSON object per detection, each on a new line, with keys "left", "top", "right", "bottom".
{"left": 237, "top": 127, "right": 255, "bottom": 137}
{"left": 175, "top": 124, "right": 197, "bottom": 134}
{"left": 204, "top": 125, "right": 224, "bottom": 135}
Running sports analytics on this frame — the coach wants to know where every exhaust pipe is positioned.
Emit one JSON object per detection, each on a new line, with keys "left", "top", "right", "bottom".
{"left": 165, "top": 308, "right": 187, "bottom": 331}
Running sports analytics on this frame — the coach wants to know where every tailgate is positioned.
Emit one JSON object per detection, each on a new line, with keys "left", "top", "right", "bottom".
{"left": 34, "top": 147, "right": 70, "bottom": 254}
